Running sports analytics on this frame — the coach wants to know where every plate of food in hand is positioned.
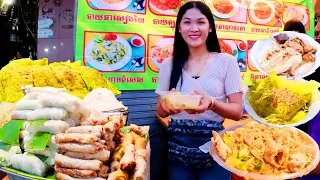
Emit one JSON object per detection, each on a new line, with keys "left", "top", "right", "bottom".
{"left": 250, "top": 31, "right": 320, "bottom": 78}
{"left": 244, "top": 72, "right": 320, "bottom": 128}
{"left": 249, "top": 0, "right": 275, "bottom": 25}
{"left": 211, "top": 0, "right": 239, "bottom": 19}
{"left": 90, "top": 0, "right": 133, "bottom": 10}
{"left": 210, "top": 121, "right": 320, "bottom": 180}
{"left": 85, "top": 33, "right": 132, "bottom": 71}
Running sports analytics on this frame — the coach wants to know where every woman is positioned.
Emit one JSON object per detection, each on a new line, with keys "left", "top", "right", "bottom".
{"left": 155, "top": 1, "right": 243, "bottom": 179}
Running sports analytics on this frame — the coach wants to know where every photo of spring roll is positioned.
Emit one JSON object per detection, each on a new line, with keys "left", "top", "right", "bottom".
{"left": 107, "top": 170, "right": 129, "bottom": 180}
{"left": 65, "top": 149, "right": 110, "bottom": 163}
{"left": 11, "top": 154, "right": 49, "bottom": 177}
{"left": 97, "top": 165, "right": 109, "bottom": 178}
{"left": 55, "top": 154, "right": 103, "bottom": 171}
{"left": 55, "top": 133, "right": 100, "bottom": 144}
{"left": 55, "top": 164, "right": 98, "bottom": 178}
{"left": 56, "top": 173, "right": 105, "bottom": 180}
{"left": 27, "top": 107, "right": 69, "bottom": 121}
{"left": 120, "top": 144, "right": 136, "bottom": 172}
{"left": 26, "top": 120, "right": 70, "bottom": 135}
{"left": 58, "top": 142, "right": 103, "bottom": 154}
{"left": 66, "top": 125, "right": 102, "bottom": 134}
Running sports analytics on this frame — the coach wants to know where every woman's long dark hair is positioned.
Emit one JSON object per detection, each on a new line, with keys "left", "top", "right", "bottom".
{"left": 169, "top": 1, "right": 221, "bottom": 90}
{"left": 284, "top": 20, "right": 306, "bottom": 34}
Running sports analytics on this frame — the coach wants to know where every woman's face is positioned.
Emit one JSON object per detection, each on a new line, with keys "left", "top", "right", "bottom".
{"left": 179, "top": 8, "right": 211, "bottom": 48}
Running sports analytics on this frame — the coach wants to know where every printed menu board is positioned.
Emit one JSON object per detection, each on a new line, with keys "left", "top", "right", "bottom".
{"left": 75, "top": 0, "right": 315, "bottom": 90}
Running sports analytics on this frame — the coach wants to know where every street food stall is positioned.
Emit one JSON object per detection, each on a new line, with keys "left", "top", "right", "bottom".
{"left": 0, "top": 0, "right": 320, "bottom": 180}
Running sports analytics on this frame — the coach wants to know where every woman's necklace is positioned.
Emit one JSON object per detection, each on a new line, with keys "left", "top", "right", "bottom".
{"left": 188, "top": 53, "right": 210, "bottom": 77}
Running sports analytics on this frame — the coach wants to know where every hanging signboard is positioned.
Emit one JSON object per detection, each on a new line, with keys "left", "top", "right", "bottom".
{"left": 75, "top": 0, "right": 315, "bottom": 90}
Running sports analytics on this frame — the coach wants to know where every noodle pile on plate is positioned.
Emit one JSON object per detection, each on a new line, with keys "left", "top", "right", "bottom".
{"left": 211, "top": 122, "right": 316, "bottom": 176}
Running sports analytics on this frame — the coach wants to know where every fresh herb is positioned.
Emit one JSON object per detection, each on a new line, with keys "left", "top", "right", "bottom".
{"left": 254, "top": 159, "right": 263, "bottom": 170}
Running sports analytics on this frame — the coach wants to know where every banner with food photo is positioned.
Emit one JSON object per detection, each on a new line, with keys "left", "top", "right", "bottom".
{"left": 75, "top": 0, "right": 314, "bottom": 90}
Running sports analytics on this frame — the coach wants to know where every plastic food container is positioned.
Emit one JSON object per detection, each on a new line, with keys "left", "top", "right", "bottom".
{"left": 157, "top": 91, "right": 202, "bottom": 110}
{"left": 209, "top": 122, "right": 320, "bottom": 180}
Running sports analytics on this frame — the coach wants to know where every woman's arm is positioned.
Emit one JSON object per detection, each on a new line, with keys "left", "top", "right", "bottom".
{"left": 211, "top": 93, "right": 243, "bottom": 121}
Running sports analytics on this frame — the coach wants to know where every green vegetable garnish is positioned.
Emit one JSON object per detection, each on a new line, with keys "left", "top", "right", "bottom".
{"left": 254, "top": 159, "right": 263, "bottom": 170}
{"left": 0, "top": 120, "right": 26, "bottom": 145}
{"left": 27, "top": 132, "right": 52, "bottom": 151}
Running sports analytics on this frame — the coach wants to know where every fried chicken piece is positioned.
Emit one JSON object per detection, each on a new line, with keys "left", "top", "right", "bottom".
{"left": 263, "top": 141, "right": 289, "bottom": 168}
{"left": 304, "top": 44, "right": 316, "bottom": 54}
{"left": 302, "top": 52, "right": 315, "bottom": 63}
{"left": 284, "top": 40, "right": 304, "bottom": 53}
{"left": 292, "top": 37, "right": 305, "bottom": 46}
{"left": 211, "top": 131, "right": 232, "bottom": 160}
{"left": 288, "top": 153, "right": 308, "bottom": 173}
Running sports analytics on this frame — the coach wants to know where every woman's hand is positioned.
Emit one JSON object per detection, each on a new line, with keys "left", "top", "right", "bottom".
{"left": 185, "top": 91, "right": 213, "bottom": 114}
{"left": 156, "top": 88, "right": 182, "bottom": 117}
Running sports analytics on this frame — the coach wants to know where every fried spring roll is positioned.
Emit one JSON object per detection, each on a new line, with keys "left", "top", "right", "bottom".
{"left": 55, "top": 165, "right": 97, "bottom": 178}
{"left": 66, "top": 125, "right": 102, "bottom": 134}
{"left": 132, "top": 133, "right": 146, "bottom": 150}
{"left": 65, "top": 149, "right": 110, "bottom": 163}
{"left": 129, "top": 124, "right": 149, "bottom": 136}
{"left": 97, "top": 165, "right": 109, "bottom": 178}
{"left": 110, "top": 161, "right": 120, "bottom": 172}
{"left": 56, "top": 173, "right": 105, "bottom": 180}
{"left": 58, "top": 142, "right": 103, "bottom": 154}
{"left": 55, "top": 133, "right": 100, "bottom": 144}
{"left": 132, "top": 149, "right": 148, "bottom": 180}
{"left": 107, "top": 170, "right": 129, "bottom": 180}
{"left": 55, "top": 154, "right": 102, "bottom": 171}
{"left": 119, "top": 144, "right": 136, "bottom": 172}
